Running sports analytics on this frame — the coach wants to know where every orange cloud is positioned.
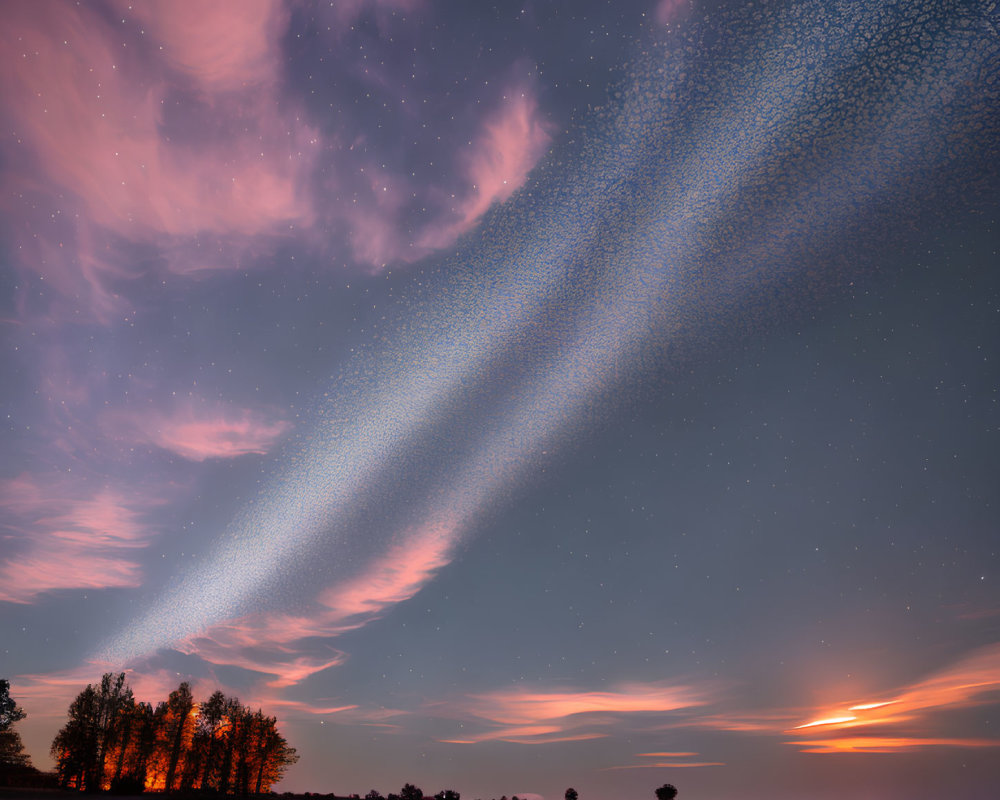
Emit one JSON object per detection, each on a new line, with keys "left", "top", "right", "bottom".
{"left": 786, "top": 643, "right": 1000, "bottom": 752}
{"left": 606, "top": 761, "right": 725, "bottom": 769}
{"left": 792, "top": 737, "right": 1000, "bottom": 754}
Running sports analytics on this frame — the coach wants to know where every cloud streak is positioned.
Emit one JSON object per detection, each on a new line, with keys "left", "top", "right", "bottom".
{"left": 784, "top": 643, "right": 1000, "bottom": 753}
{"left": 428, "top": 682, "right": 710, "bottom": 746}
{"left": 111, "top": 400, "right": 292, "bottom": 461}
{"left": 0, "top": 475, "right": 156, "bottom": 604}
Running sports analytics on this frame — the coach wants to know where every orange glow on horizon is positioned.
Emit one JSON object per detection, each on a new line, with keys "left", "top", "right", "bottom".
{"left": 792, "top": 736, "right": 1000, "bottom": 754}
{"left": 785, "top": 644, "right": 1000, "bottom": 754}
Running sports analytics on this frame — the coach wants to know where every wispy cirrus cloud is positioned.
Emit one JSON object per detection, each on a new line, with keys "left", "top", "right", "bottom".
{"left": 430, "top": 682, "right": 710, "bottom": 746}
{"left": 175, "top": 518, "right": 459, "bottom": 688}
{"left": 0, "top": 0, "right": 319, "bottom": 321}
{"left": 605, "top": 757, "right": 724, "bottom": 769}
{"left": 109, "top": 400, "right": 292, "bottom": 461}
{"left": 456, "top": 684, "right": 707, "bottom": 726}
{"left": 0, "top": 475, "right": 156, "bottom": 604}
{"left": 416, "top": 89, "right": 554, "bottom": 255}
{"left": 346, "top": 86, "right": 553, "bottom": 267}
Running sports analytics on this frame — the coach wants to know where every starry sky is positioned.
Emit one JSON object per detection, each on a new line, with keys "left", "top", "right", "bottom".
{"left": 2, "top": 1, "right": 999, "bottom": 799}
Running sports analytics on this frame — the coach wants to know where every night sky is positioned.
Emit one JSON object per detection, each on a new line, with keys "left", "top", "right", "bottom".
{"left": 2, "top": 1, "right": 999, "bottom": 799}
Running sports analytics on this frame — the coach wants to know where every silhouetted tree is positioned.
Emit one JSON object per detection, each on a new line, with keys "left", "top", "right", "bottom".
{"left": 655, "top": 784, "right": 678, "bottom": 800}
{"left": 160, "top": 682, "right": 195, "bottom": 792}
{"left": 194, "top": 690, "right": 227, "bottom": 790}
{"left": 435, "top": 791, "right": 460, "bottom": 800}
{"left": 51, "top": 673, "right": 136, "bottom": 791}
{"left": 565, "top": 789, "right": 578, "bottom": 800}
{"left": 51, "top": 684, "right": 99, "bottom": 789}
{"left": 0, "top": 681, "right": 26, "bottom": 732}
{"left": 0, "top": 680, "right": 32, "bottom": 778}
{"left": 400, "top": 783, "right": 424, "bottom": 800}
{"left": 0, "top": 727, "right": 31, "bottom": 770}
{"left": 366, "top": 790, "right": 387, "bottom": 800}
{"left": 93, "top": 673, "right": 134, "bottom": 791}
{"left": 109, "top": 700, "right": 154, "bottom": 793}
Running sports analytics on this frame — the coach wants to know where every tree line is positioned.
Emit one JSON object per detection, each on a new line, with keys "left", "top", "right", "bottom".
{"left": 5, "top": 677, "right": 681, "bottom": 799}
{"left": 49, "top": 673, "right": 297, "bottom": 794}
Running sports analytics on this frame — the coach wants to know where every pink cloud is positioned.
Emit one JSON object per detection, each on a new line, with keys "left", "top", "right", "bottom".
{"left": 418, "top": 89, "right": 553, "bottom": 253}
{"left": 604, "top": 751, "right": 724, "bottom": 769}
{"left": 441, "top": 730, "right": 610, "bottom": 746}
{"left": 186, "top": 633, "right": 348, "bottom": 690}
{"left": 429, "top": 681, "right": 710, "bottom": 745}
{"left": 0, "top": 475, "right": 156, "bottom": 603}
{"left": 458, "top": 683, "right": 706, "bottom": 726}
{"left": 326, "top": 0, "right": 425, "bottom": 28}
{"left": 1, "top": 1, "right": 553, "bottom": 325}
{"left": 259, "top": 698, "right": 360, "bottom": 717}
{"left": 653, "top": 0, "right": 692, "bottom": 27}
{"left": 111, "top": 400, "right": 292, "bottom": 461}
{"left": 457, "top": 91, "right": 554, "bottom": 227}
{"left": 175, "top": 519, "right": 460, "bottom": 691}
{"left": 0, "top": 2, "right": 319, "bottom": 320}
{"left": 120, "top": 0, "right": 289, "bottom": 91}
{"left": 317, "top": 521, "right": 455, "bottom": 618}
{"left": 340, "top": 86, "right": 552, "bottom": 268}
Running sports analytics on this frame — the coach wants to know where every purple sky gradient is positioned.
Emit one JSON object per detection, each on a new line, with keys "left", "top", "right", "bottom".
{"left": 2, "top": 2, "right": 999, "bottom": 799}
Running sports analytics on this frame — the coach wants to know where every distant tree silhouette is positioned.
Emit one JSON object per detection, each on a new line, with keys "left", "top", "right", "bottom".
{"left": 565, "top": 789, "right": 578, "bottom": 800}
{"left": 400, "top": 783, "right": 424, "bottom": 800}
{"left": 366, "top": 790, "right": 387, "bottom": 800}
{"left": 435, "top": 790, "right": 460, "bottom": 800}
{"left": 655, "top": 784, "right": 678, "bottom": 800}
{"left": 0, "top": 679, "right": 32, "bottom": 778}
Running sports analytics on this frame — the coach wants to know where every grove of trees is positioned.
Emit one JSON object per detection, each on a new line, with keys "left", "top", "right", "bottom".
{"left": 50, "top": 673, "right": 297, "bottom": 794}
